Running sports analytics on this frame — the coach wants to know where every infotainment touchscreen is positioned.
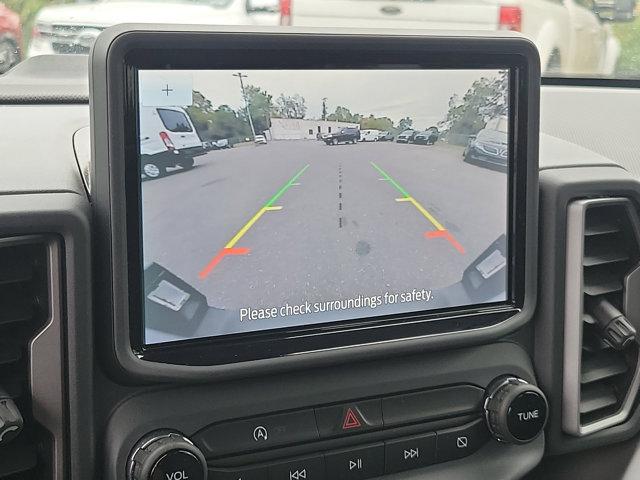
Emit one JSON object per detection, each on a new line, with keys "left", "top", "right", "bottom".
{"left": 137, "top": 69, "right": 511, "bottom": 345}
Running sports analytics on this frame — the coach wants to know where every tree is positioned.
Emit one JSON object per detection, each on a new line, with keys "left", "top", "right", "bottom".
{"left": 327, "top": 106, "right": 361, "bottom": 123}
{"left": 397, "top": 117, "right": 413, "bottom": 131}
{"left": 274, "top": 93, "right": 308, "bottom": 119}
{"left": 359, "top": 115, "right": 394, "bottom": 132}
{"left": 186, "top": 91, "right": 215, "bottom": 138}
{"left": 209, "top": 105, "right": 251, "bottom": 141}
{"left": 241, "top": 85, "right": 274, "bottom": 133}
{"left": 186, "top": 90, "right": 252, "bottom": 142}
{"left": 322, "top": 98, "right": 328, "bottom": 121}
{"left": 441, "top": 71, "right": 509, "bottom": 137}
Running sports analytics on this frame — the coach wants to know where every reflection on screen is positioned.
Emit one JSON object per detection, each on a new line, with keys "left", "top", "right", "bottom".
{"left": 137, "top": 69, "right": 510, "bottom": 345}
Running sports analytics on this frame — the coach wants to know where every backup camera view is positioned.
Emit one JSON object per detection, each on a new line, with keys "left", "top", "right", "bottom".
{"left": 139, "top": 69, "right": 510, "bottom": 345}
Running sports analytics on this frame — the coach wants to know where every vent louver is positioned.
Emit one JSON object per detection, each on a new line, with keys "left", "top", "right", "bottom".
{"left": 0, "top": 240, "right": 51, "bottom": 479}
{"left": 564, "top": 198, "right": 640, "bottom": 436}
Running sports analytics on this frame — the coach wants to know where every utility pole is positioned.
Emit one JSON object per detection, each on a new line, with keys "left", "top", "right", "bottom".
{"left": 233, "top": 72, "right": 257, "bottom": 138}
{"left": 322, "top": 97, "right": 328, "bottom": 121}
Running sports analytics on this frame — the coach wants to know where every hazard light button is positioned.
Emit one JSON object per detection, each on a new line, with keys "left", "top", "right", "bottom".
{"left": 315, "top": 400, "right": 383, "bottom": 439}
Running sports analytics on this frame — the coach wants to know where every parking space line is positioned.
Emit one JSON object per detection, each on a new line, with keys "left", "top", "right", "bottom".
{"left": 425, "top": 231, "right": 465, "bottom": 255}
{"left": 407, "top": 197, "right": 445, "bottom": 232}
{"left": 198, "top": 164, "right": 310, "bottom": 279}
{"left": 198, "top": 247, "right": 249, "bottom": 280}
{"left": 224, "top": 207, "right": 273, "bottom": 249}
{"left": 372, "top": 161, "right": 464, "bottom": 255}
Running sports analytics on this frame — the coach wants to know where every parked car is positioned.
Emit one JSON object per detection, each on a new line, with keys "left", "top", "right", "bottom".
{"left": 214, "top": 138, "right": 231, "bottom": 149}
{"left": 28, "top": 0, "right": 279, "bottom": 57}
{"left": 0, "top": 3, "right": 21, "bottom": 74}
{"left": 359, "top": 129, "right": 381, "bottom": 142}
{"left": 396, "top": 129, "right": 417, "bottom": 144}
{"left": 254, "top": 134, "right": 268, "bottom": 145}
{"left": 139, "top": 106, "right": 205, "bottom": 179}
{"left": 377, "top": 131, "right": 394, "bottom": 142}
{"left": 324, "top": 127, "right": 360, "bottom": 145}
{"left": 414, "top": 127, "right": 439, "bottom": 145}
{"left": 285, "top": 0, "right": 625, "bottom": 76}
{"left": 593, "top": 0, "right": 636, "bottom": 21}
{"left": 463, "top": 115, "right": 508, "bottom": 170}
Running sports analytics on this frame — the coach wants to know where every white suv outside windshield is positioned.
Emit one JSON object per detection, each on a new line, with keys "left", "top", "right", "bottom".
{"left": 0, "top": 0, "right": 638, "bottom": 77}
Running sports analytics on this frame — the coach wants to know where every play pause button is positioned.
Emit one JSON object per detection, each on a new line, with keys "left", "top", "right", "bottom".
{"left": 325, "top": 444, "right": 384, "bottom": 479}
{"left": 384, "top": 433, "right": 436, "bottom": 473}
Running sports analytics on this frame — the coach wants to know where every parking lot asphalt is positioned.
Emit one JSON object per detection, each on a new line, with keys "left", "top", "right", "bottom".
{"left": 141, "top": 139, "right": 508, "bottom": 342}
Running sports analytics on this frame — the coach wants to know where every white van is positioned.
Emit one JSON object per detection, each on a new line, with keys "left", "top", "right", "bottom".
{"left": 360, "top": 129, "right": 381, "bottom": 142}
{"left": 139, "top": 106, "right": 205, "bottom": 179}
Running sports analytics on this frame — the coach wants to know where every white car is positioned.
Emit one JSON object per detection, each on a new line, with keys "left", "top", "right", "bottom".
{"left": 284, "top": 0, "right": 622, "bottom": 76}
{"left": 254, "top": 134, "right": 268, "bottom": 144}
{"left": 360, "top": 129, "right": 381, "bottom": 142}
{"left": 28, "top": 0, "right": 279, "bottom": 57}
{"left": 214, "top": 138, "right": 231, "bottom": 149}
{"left": 139, "top": 106, "right": 204, "bottom": 179}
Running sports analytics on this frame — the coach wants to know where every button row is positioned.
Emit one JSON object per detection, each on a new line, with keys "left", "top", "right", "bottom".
{"left": 194, "top": 385, "right": 484, "bottom": 458}
{"left": 210, "top": 419, "right": 489, "bottom": 480}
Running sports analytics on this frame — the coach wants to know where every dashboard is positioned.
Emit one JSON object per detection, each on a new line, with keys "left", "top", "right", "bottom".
{"left": 0, "top": 25, "right": 640, "bottom": 480}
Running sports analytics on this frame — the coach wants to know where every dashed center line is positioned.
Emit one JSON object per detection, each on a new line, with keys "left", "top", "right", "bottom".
{"left": 338, "top": 163, "right": 345, "bottom": 228}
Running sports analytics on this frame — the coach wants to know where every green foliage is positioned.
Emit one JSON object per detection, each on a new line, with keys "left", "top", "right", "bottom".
{"left": 328, "top": 106, "right": 402, "bottom": 133}
{"left": 185, "top": 91, "right": 250, "bottom": 142}
{"left": 240, "top": 84, "right": 273, "bottom": 133}
{"left": 209, "top": 106, "right": 251, "bottom": 142}
{"left": 442, "top": 71, "right": 508, "bottom": 137}
{"left": 186, "top": 86, "right": 272, "bottom": 141}
{"left": 360, "top": 115, "right": 394, "bottom": 132}
{"left": 274, "top": 93, "right": 307, "bottom": 119}
{"left": 327, "top": 106, "right": 361, "bottom": 123}
{"left": 397, "top": 117, "right": 413, "bottom": 131}
{"left": 614, "top": 17, "right": 640, "bottom": 77}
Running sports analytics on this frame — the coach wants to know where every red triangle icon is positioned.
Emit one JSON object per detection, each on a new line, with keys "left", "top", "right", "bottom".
{"left": 342, "top": 408, "right": 362, "bottom": 430}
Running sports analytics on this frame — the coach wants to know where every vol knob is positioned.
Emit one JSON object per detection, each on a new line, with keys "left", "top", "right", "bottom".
{"left": 128, "top": 430, "right": 207, "bottom": 480}
{"left": 483, "top": 376, "right": 548, "bottom": 444}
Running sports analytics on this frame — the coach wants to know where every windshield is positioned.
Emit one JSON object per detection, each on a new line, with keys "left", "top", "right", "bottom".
{"left": 157, "top": 108, "right": 193, "bottom": 132}
{"left": 0, "top": 0, "right": 639, "bottom": 78}
{"left": 486, "top": 116, "right": 509, "bottom": 133}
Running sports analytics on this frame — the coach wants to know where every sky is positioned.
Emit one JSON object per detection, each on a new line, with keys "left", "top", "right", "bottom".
{"left": 139, "top": 69, "right": 504, "bottom": 130}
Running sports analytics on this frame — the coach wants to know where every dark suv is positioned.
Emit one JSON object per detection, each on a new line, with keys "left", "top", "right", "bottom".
{"left": 324, "top": 127, "right": 361, "bottom": 145}
{"left": 414, "top": 127, "right": 439, "bottom": 145}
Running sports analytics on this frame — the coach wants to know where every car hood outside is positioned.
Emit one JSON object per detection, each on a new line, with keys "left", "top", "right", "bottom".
{"left": 476, "top": 128, "right": 507, "bottom": 146}
{"left": 35, "top": 1, "right": 278, "bottom": 28}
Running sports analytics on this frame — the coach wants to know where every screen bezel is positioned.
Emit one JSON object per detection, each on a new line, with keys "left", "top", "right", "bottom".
{"left": 91, "top": 27, "right": 539, "bottom": 379}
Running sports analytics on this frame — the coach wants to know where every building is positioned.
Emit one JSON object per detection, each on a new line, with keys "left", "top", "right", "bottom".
{"left": 269, "top": 118, "right": 359, "bottom": 141}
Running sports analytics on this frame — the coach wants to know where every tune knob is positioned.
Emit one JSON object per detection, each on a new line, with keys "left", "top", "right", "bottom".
{"left": 128, "top": 430, "right": 207, "bottom": 480}
{"left": 483, "top": 376, "right": 548, "bottom": 444}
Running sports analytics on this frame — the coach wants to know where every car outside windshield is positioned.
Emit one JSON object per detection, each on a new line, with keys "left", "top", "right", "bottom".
{"left": 0, "top": 0, "right": 639, "bottom": 78}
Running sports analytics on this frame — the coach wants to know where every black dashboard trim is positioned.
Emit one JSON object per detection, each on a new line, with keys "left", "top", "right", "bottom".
{"left": 542, "top": 76, "right": 640, "bottom": 89}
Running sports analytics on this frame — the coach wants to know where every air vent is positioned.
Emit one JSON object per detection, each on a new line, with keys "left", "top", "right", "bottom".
{"left": 0, "top": 238, "right": 52, "bottom": 479}
{"left": 564, "top": 198, "right": 640, "bottom": 436}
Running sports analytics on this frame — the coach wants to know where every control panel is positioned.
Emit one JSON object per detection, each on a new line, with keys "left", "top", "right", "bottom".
{"left": 126, "top": 378, "right": 547, "bottom": 480}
